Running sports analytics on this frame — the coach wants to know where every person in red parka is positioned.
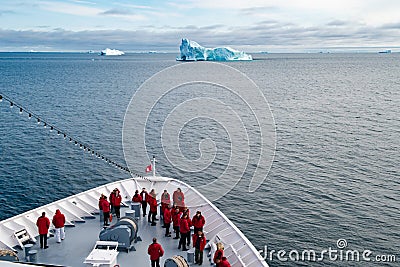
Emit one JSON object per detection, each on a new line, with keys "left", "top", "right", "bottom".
{"left": 182, "top": 207, "right": 191, "bottom": 246}
{"left": 109, "top": 189, "right": 117, "bottom": 215}
{"left": 192, "top": 230, "right": 207, "bottom": 265}
{"left": 112, "top": 189, "right": 122, "bottom": 219}
{"left": 52, "top": 209, "right": 66, "bottom": 243}
{"left": 132, "top": 190, "right": 142, "bottom": 203}
{"left": 101, "top": 195, "right": 111, "bottom": 226}
{"left": 213, "top": 242, "right": 225, "bottom": 267}
{"left": 219, "top": 257, "right": 231, "bottom": 267}
{"left": 172, "top": 207, "right": 182, "bottom": 239}
{"left": 160, "top": 189, "right": 171, "bottom": 221}
{"left": 36, "top": 212, "right": 50, "bottom": 249}
{"left": 178, "top": 213, "right": 190, "bottom": 251}
{"left": 173, "top": 188, "right": 185, "bottom": 210}
{"left": 148, "top": 190, "right": 158, "bottom": 226}
{"left": 163, "top": 205, "right": 172, "bottom": 237}
{"left": 192, "top": 210, "right": 206, "bottom": 233}
{"left": 148, "top": 237, "right": 164, "bottom": 267}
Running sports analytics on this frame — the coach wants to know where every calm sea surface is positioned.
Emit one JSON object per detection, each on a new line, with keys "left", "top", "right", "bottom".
{"left": 0, "top": 52, "right": 399, "bottom": 266}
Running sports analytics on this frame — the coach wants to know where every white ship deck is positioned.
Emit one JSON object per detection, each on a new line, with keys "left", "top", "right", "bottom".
{"left": 0, "top": 177, "right": 268, "bottom": 267}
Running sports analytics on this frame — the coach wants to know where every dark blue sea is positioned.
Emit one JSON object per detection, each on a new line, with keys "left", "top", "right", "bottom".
{"left": 0, "top": 52, "right": 399, "bottom": 266}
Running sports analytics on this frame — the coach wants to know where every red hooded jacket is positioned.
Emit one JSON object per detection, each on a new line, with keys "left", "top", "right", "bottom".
{"left": 179, "top": 217, "right": 190, "bottom": 234}
{"left": 173, "top": 190, "right": 185, "bottom": 207}
{"left": 132, "top": 194, "right": 142, "bottom": 203}
{"left": 163, "top": 208, "right": 172, "bottom": 224}
{"left": 219, "top": 257, "right": 231, "bottom": 267}
{"left": 36, "top": 215, "right": 50, "bottom": 235}
{"left": 192, "top": 214, "right": 206, "bottom": 228}
{"left": 52, "top": 209, "right": 65, "bottom": 228}
{"left": 148, "top": 242, "right": 164, "bottom": 261}
{"left": 148, "top": 196, "right": 157, "bottom": 213}
{"left": 172, "top": 210, "right": 182, "bottom": 226}
{"left": 101, "top": 199, "right": 110, "bottom": 213}
{"left": 192, "top": 233, "right": 207, "bottom": 251}
{"left": 161, "top": 192, "right": 171, "bottom": 205}
{"left": 213, "top": 249, "right": 224, "bottom": 264}
{"left": 112, "top": 193, "right": 122, "bottom": 207}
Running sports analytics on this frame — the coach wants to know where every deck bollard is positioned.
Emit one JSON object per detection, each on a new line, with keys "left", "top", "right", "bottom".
{"left": 131, "top": 202, "right": 140, "bottom": 218}
{"left": 186, "top": 248, "right": 194, "bottom": 263}
{"left": 28, "top": 250, "right": 37, "bottom": 263}
{"left": 24, "top": 243, "right": 33, "bottom": 260}
{"left": 125, "top": 210, "right": 135, "bottom": 217}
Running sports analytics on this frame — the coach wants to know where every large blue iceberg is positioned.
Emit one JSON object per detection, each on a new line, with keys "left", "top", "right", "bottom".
{"left": 177, "top": 38, "right": 252, "bottom": 61}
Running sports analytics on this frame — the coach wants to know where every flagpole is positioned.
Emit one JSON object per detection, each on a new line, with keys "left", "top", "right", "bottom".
{"left": 152, "top": 156, "right": 156, "bottom": 177}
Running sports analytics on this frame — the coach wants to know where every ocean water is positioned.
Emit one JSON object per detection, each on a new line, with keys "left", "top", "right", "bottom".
{"left": 0, "top": 52, "right": 399, "bottom": 266}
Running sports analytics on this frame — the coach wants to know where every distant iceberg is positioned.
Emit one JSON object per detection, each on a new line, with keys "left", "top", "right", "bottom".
{"left": 177, "top": 38, "right": 252, "bottom": 61}
{"left": 100, "top": 48, "right": 124, "bottom": 56}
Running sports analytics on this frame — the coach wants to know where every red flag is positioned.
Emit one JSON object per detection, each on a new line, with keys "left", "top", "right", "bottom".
{"left": 145, "top": 164, "right": 152, "bottom": 173}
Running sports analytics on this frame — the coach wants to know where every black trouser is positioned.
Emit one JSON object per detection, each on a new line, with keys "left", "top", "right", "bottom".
{"left": 148, "top": 211, "right": 156, "bottom": 223}
{"left": 186, "top": 230, "right": 191, "bottom": 245}
{"left": 178, "top": 232, "right": 188, "bottom": 250}
{"left": 103, "top": 211, "right": 110, "bottom": 225}
{"left": 151, "top": 258, "right": 160, "bottom": 267}
{"left": 173, "top": 226, "right": 180, "bottom": 238}
{"left": 141, "top": 201, "right": 147, "bottom": 215}
{"left": 164, "top": 223, "right": 171, "bottom": 236}
{"left": 39, "top": 234, "right": 47, "bottom": 248}
{"left": 195, "top": 248, "right": 203, "bottom": 264}
{"left": 114, "top": 206, "right": 120, "bottom": 219}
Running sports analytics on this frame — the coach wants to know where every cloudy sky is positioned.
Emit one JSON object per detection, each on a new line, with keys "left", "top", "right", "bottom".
{"left": 1, "top": 0, "right": 399, "bottom": 52}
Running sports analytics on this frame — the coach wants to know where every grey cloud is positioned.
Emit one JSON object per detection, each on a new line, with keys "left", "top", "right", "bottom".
{"left": 379, "top": 22, "right": 400, "bottom": 30}
{"left": 326, "top": 20, "right": 349, "bottom": 26}
{"left": 241, "top": 6, "right": 279, "bottom": 16}
{"left": 1, "top": 20, "right": 400, "bottom": 52}
{"left": 0, "top": 10, "right": 16, "bottom": 16}
{"left": 100, "top": 8, "right": 133, "bottom": 16}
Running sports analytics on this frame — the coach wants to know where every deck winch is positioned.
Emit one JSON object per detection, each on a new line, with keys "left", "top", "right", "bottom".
{"left": 164, "top": 255, "right": 189, "bottom": 267}
{"left": 99, "top": 216, "right": 141, "bottom": 252}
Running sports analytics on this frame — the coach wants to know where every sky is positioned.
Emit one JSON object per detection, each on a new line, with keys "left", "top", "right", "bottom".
{"left": 0, "top": 0, "right": 399, "bottom": 52}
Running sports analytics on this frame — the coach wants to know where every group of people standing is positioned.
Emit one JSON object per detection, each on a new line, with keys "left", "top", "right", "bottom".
{"left": 34, "top": 185, "right": 230, "bottom": 267}
{"left": 132, "top": 187, "right": 231, "bottom": 267}
{"left": 35, "top": 209, "right": 66, "bottom": 249}
{"left": 98, "top": 188, "right": 122, "bottom": 226}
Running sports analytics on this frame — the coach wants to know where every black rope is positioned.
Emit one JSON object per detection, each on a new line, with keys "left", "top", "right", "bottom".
{"left": 0, "top": 93, "right": 150, "bottom": 181}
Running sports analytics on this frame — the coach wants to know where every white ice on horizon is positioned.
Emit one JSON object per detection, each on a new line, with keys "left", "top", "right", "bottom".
{"left": 177, "top": 38, "right": 252, "bottom": 61}
{"left": 100, "top": 48, "right": 125, "bottom": 56}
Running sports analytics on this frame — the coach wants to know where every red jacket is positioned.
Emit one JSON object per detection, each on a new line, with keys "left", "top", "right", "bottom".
{"left": 36, "top": 215, "right": 50, "bottom": 235}
{"left": 219, "top": 257, "right": 231, "bottom": 267}
{"left": 101, "top": 199, "right": 110, "bottom": 212}
{"left": 161, "top": 192, "right": 171, "bottom": 204}
{"left": 192, "top": 214, "right": 205, "bottom": 228}
{"left": 109, "top": 192, "right": 115, "bottom": 204}
{"left": 163, "top": 208, "right": 172, "bottom": 224}
{"left": 172, "top": 210, "right": 182, "bottom": 226}
{"left": 173, "top": 190, "right": 185, "bottom": 206}
{"left": 213, "top": 249, "right": 224, "bottom": 264}
{"left": 148, "top": 242, "right": 164, "bottom": 261}
{"left": 192, "top": 233, "right": 207, "bottom": 250}
{"left": 99, "top": 197, "right": 104, "bottom": 210}
{"left": 112, "top": 194, "right": 122, "bottom": 207}
{"left": 179, "top": 217, "right": 190, "bottom": 234}
{"left": 52, "top": 209, "right": 65, "bottom": 228}
{"left": 132, "top": 194, "right": 142, "bottom": 203}
{"left": 149, "top": 196, "right": 157, "bottom": 213}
